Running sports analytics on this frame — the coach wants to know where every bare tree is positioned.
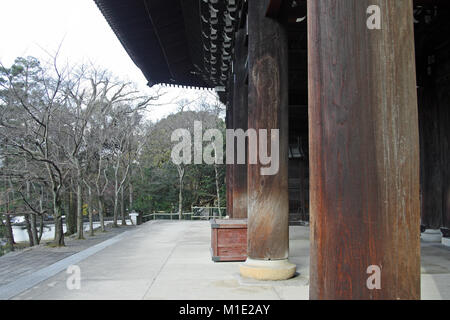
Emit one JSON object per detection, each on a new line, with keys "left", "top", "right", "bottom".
{"left": 0, "top": 56, "right": 70, "bottom": 246}
{"left": 1, "top": 179, "right": 15, "bottom": 251}
{"left": 110, "top": 114, "right": 147, "bottom": 227}
{"left": 1, "top": 55, "right": 161, "bottom": 247}
{"left": 64, "top": 67, "right": 159, "bottom": 234}
{"left": 194, "top": 95, "right": 226, "bottom": 213}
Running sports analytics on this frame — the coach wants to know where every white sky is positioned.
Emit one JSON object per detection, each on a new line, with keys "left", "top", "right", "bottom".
{"left": 0, "top": 0, "right": 218, "bottom": 121}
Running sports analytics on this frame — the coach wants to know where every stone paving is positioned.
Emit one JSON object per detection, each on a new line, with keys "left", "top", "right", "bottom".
{"left": 0, "top": 220, "right": 449, "bottom": 300}
{"left": 0, "top": 223, "right": 134, "bottom": 287}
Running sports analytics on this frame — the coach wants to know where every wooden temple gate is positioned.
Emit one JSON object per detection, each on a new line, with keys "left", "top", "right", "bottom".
{"left": 95, "top": 0, "right": 450, "bottom": 299}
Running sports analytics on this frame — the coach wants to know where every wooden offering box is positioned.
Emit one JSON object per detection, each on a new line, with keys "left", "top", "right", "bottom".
{"left": 210, "top": 219, "right": 247, "bottom": 262}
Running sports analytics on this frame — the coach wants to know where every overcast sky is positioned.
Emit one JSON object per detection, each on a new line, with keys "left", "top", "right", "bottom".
{"left": 0, "top": 0, "right": 216, "bottom": 121}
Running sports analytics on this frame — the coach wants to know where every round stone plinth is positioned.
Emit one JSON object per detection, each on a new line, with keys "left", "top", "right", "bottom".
{"left": 421, "top": 229, "right": 443, "bottom": 243}
{"left": 442, "top": 237, "right": 450, "bottom": 248}
{"left": 240, "top": 258, "right": 296, "bottom": 281}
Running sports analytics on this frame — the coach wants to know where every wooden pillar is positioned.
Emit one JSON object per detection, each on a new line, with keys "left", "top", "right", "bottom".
{"left": 308, "top": 0, "right": 420, "bottom": 299}
{"left": 240, "top": 0, "right": 295, "bottom": 281}
{"left": 226, "top": 88, "right": 234, "bottom": 218}
{"left": 232, "top": 27, "right": 248, "bottom": 219}
{"left": 419, "top": 87, "right": 443, "bottom": 230}
{"left": 418, "top": 41, "right": 450, "bottom": 233}
{"left": 437, "top": 80, "right": 450, "bottom": 229}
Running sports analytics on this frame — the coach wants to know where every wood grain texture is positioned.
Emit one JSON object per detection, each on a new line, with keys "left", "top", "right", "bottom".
{"left": 232, "top": 28, "right": 249, "bottom": 219}
{"left": 211, "top": 219, "right": 247, "bottom": 262}
{"left": 247, "top": 0, "right": 290, "bottom": 260}
{"left": 307, "top": 0, "right": 421, "bottom": 299}
{"left": 226, "top": 100, "right": 234, "bottom": 218}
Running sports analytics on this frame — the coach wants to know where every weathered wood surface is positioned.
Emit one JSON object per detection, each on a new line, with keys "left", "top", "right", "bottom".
{"left": 308, "top": 0, "right": 421, "bottom": 299}
{"left": 226, "top": 98, "right": 234, "bottom": 218}
{"left": 232, "top": 27, "right": 249, "bottom": 219}
{"left": 211, "top": 219, "right": 247, "bottom": 262}
{"left": 247, "top": 0, "right": 289, "bottom": 260}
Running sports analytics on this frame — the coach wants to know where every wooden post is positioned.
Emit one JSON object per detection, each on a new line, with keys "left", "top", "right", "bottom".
{"left": 418, "top": 32, "right": 450, "bottom": 235}
{"left": 226, "top": 102, "right": 234, "bottom": 218}
{"left": 308, "top": 0, "right": 420, "bottom": 299}
{"left": 419, "top": 87, "right": 444, "bottom": 232}
{"left": 240, "top": 0, "right": 295, "bottom": 281}
{"left": 437, "top": 79, "right": 450, "bottom": 230}
{"left": 232, "top": 27, "right": 248, "bottom": 219}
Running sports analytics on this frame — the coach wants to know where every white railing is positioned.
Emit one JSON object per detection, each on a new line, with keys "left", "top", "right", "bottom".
{"left": 141, "top": 207, "right": 227, "bottom": 222}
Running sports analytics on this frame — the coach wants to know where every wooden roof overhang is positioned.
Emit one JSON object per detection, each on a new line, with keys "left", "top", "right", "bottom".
{"left": 94, "top": 0, "right": 446, "bottom": 102}
{"left": 94, "top": 0, "right": 245, "bottom": 92}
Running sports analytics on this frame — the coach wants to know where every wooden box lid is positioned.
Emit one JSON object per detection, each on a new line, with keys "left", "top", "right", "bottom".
{"left": 210, "top": 219, "right": 247, "bottom": 229}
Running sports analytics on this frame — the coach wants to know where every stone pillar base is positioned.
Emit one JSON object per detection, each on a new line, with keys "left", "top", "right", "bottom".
{"left": 239, "top": 258, "right": 296, "bottom": 281}
{"left": 421, "top": 229, "right": 443, "bottom": 243}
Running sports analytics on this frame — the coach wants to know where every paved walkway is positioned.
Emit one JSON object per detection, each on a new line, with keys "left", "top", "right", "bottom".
{"left": 0, "top": 220, "right": 449, "bottom": 300}
{"left": 0, "top": 224, "right": 134, "bottom": 298}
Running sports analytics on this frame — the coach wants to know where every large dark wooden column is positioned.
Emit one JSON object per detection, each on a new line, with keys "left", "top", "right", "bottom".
{"left": 418, "top": 23, "right": 450, "bottom": 235}
{"left": 419, "top": 87, "right": 443, "bottom": 232}
{"left": 308, "top": 0, "right": 421, "bottom": 299}
{"left": 240, "top": 0, "right": 295, "bottom": 281}
{"left": 232, "top": 28, "right": 248, "bottom": 219}
{"left": 436, "top": 79, "right": 450, "bottom": 230}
